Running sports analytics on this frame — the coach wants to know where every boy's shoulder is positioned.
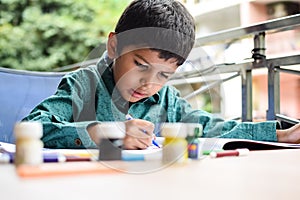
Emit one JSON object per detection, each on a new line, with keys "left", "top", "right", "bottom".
{"left": 158, "top": 85, "right": 181, "bottom": 98}
{"left": 64, "top": 64, "right": 100, "bottom": 79}
{"left": 66, "top": 51, "right": 110, "bottom": 78}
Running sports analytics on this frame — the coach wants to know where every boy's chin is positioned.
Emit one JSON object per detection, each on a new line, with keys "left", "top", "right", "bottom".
{"left": 127, "top": 97, "right": 140, "bottom": 103}
{"left": 125, "top": 95, "right": 144, "bottom": 103}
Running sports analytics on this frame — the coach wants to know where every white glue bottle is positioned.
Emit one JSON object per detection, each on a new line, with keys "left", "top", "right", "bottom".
{"left": 14, "top": 121, "right": 43, "bottom": 166}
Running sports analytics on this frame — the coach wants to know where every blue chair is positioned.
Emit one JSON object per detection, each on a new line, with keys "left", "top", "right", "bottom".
{"left": 0, "top": 67, "right": 66, "bottom": 143}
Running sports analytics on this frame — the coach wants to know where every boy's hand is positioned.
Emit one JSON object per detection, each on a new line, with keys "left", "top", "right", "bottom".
{"left": 277, "top": 123, "right": 300, "bottom": 143}
{"left": 123, "top": 119, "right": 155, "bottom": 150}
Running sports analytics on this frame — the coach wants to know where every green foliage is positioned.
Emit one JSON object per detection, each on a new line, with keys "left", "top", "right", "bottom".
{"left": 0, "top": 0, "right": 130, "bottom": 71}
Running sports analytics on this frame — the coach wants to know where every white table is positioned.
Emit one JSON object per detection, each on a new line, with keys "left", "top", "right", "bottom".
{"left": 1, "top": 149, "right": 300, "bottom": 200}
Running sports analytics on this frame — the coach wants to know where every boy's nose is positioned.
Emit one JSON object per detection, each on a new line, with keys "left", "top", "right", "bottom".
{"left": 139, "top": 78, "right": 153, "bottom": 89}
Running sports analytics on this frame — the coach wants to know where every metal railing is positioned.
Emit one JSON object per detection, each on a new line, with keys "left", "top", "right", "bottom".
{"left": 170, "top": 14, "right": 300, "bottom": 123}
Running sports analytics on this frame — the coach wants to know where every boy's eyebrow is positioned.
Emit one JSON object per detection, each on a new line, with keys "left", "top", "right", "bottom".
{"left": 134, "top": 53, "right": 176, "bottom": 73}
{"left": 134, "top": 54, "right": 151, "bottom": 66}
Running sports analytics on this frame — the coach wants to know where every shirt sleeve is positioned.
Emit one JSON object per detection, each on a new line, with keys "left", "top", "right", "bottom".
{"left": 22, "top": 68, "right": 98, "bottom": 149}
{"left": 168, "top": 87, "right": 278, "bottom": 142}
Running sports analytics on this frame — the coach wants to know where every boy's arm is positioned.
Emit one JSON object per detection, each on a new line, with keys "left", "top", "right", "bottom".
{"left": 169, "top": 87, "right": 277, "bottom": 142}
{"left": 23, "top": 109, "right": 97, "bottom": 149}
{"left": 277, "top": 123, "right": 300, "bottom": 143}
{"left": 23, "top": 70, "right": 98, "bottom": 149}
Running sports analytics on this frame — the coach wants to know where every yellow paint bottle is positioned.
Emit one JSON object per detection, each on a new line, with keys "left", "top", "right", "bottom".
{"left": 161, "top": 123, "right": 188, "bottom": 164}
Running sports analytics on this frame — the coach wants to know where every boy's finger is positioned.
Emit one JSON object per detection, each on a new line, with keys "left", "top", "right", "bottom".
{"left": 123, "top": 135, "right": 151, "bottom": 150}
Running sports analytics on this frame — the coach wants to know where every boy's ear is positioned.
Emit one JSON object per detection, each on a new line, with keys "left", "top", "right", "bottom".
{"left": 107, "top": 32, "right": 118, "bottom": 59}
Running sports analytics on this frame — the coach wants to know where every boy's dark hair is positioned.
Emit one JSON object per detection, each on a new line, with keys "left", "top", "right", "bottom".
{"left": 114, "top": 0, "right": 195, "bottom": 66}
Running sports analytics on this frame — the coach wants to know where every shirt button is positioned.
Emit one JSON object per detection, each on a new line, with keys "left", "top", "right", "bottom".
{"left": 74, "top": 138, "right": 82, "bottom": 146}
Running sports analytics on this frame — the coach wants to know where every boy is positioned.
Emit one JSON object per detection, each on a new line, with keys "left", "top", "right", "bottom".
{"left": 23, "top": 0, "right": 300, "bottom": 149}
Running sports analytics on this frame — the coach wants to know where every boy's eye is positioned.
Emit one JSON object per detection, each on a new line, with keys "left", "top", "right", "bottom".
{"left": 159, "top": 72, "right": 169, "bottom": 79}
{"left": 134, "top": 60, "right": 148, "bottom": 69}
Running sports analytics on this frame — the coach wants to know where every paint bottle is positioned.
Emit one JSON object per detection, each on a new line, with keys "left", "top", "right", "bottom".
{"left": 97, "top": 122, "right": 125, "bottom": 161}
{"left": 186, "top": 123, "right": 203, "bottom": 159}
{"left": 160, "top": 123, "right": 188, "bottom": 164}
{"left": 14, "top": 122, "right": 43, "bottom": 166}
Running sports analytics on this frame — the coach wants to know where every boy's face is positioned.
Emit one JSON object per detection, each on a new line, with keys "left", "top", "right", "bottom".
{"left": 112, "top": 48, "right": 178, "bottom": 102}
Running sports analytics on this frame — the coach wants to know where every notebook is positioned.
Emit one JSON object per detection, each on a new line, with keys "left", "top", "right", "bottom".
{"left": 199, "top": 138, "right": 300, "bottom": 151}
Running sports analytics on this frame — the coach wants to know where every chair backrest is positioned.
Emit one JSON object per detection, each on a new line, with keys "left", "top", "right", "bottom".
{"left": 0, "top": 67, "right": 66, "bottom": 143}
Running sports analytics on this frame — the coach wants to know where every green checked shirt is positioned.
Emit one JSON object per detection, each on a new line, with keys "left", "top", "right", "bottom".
{"left": 23, "top": 51, "right": 277, "bottom": 149}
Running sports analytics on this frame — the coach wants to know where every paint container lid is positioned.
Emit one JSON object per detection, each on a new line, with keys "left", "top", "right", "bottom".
{"left": 14, "top": 122, "right": 43, "bottom": 139}
{"left": 160, "top": 123, "right": 187, "bottom": 138}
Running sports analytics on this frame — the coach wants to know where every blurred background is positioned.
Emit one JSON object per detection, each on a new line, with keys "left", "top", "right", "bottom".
{"left": 182, "top": 0, "right": 300, "bottom": 122}
{"left": 0, "top": 0, "right": 131, "bottom": 71}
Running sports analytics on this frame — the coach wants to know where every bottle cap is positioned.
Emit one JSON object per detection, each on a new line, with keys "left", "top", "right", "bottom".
{"left": 97, "top": 122, "right": 125, "bottom": 139}
{"left": 237, "top": 148, "right": 250, "bottom": 156}
{"left": 160, "top": 123, "right": 187, "bottom": 138}
{"left": 14, "top": 122, "right": 43, "bottom": 139}
{"left": 186, "top": 123, "right": 203, "bottom": 137}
